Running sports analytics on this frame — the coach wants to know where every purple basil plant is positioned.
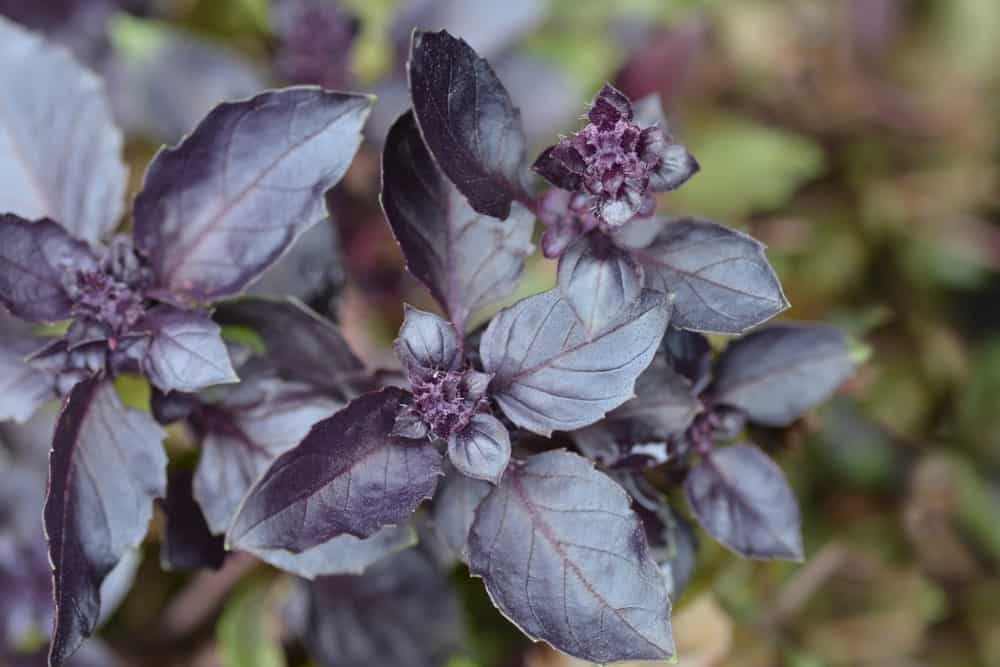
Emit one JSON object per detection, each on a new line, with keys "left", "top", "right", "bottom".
{"left": 0, "top": 15, "right": 858, "bottom": 667}
{"left": 0, "top": 15, "right": 372, "bottom": 665}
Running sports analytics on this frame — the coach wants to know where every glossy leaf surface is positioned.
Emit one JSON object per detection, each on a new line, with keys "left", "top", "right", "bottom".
{"left": 138, "top": 306, "right": 238, "bottom": 394}
{"left": 467, "top": 451, "right": 674, "bottom": 663}
{"left": 133, "top": 88, "right": 372, "bottom": 302}
{"left": 227, "top": 388, "right": 441, "bottom": 552}
{"left": 557, "top": 235, "right": 643, "bottom": 338}
{"left": 395, "top": 305, "right": 462, "bottom": 372}
{"left": 685, "top": 444, "right": 803, "bottom": 560}
{"left": 632, "top": 218, "right": 788, "bottom": 334}
{"left": 481, "top": 289, "right": 669, "bottom": 436}
{"left": 44, "top": 377, "right": 166, "bottom": 665}
{"left": 381, "top": 111, "right": 534, "bottom": 332}
{"left": 408, "top": 30, "right": 527, "bottom": 219}
{"left": 711, "top": 323, "right": 854, "bottom": 426}
{"left": 193, "top": 376, "right": 341, "bottom": 535}
{"left": 447, "top": 413, "right": 511, "bottom": 484}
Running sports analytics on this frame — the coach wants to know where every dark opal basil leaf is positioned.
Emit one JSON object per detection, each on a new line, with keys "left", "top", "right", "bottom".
{"left": 558, "top": 234, "right": 643, "bottom": 338}
{"left": 632, "top": 218, "right": 788, "bottom": 334}
{"left": 381, "top": 111, "right": 534, "bottom": 332}
{"left": 662, "top": 325, "right": 713, "bottom": 390}
{"left": 636, "top": 501, "right": 699, "bottom": 600}
{"left": 295, "top": 549, "right": 463, "bottom": 667}
{"left": 711, "top": 323, "right": 854, "bottom": 427}
{"left": 137, "top": 306, "right": 238, "bottom": 394}
{"left": 0, "top": 216, "right": 95, "bottom": 323}
{"left": 193, "top": 376, "right": 341, "bottom": 535}
{"left": 160, "top": 469, "right": 225, "bottom": 572}
{"left": 108, "top": 19, "right": 266, "bottom": 145}
{"left": 250, "top": 525, "right": 417, "bottom": 580}
{"left": 447, "top": 413, "right": 511, "bottom": 484}
{"left": 395, "top": 305, "right": 462, "bottom": 372}
{"left": 408, "top": 30, "right": 528, "bottom": 220}
{"left": 431, "top": 472, "right": 491, "bottom": 562}
{"left": 214, "top": 298, "right": 365, "bottom": 400}
{"left": 0, "top": 18, "right": 126, "bottom": 246}
{"left": 685, "top": 443, "right": 803, "bottom": 561}
{"left": 45, "top": 377, "right": 167, "bottom": 665}
{"left": 467, "top": 451, "right": 674, "bottom": 663}
{"left": 227, "top": 388, "right": 442, "bottom": 552}
{"left": 606, "top": 354, "right": 701, "bottom": 440}
{"left": 480, "top": 289, "right": 669, "bottom": 436}
{"left": 0, "top": 336, "right": 56, "bottom": 422}
{"left": 133, "top": 88, "right": 373, "bottom": 303}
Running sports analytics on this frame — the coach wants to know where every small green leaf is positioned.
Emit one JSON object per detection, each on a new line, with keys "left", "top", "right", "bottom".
{"left": 221, "top": 324, "right": 266, "bottom": 355}
{"left": 667, "top": 114, "right": 826, "bottom": 221}
{"left": 217, "top": 579, "right": 287, "bottom": 667}
{"left": 114, "top": 374, "right": 151, "bottom": 412}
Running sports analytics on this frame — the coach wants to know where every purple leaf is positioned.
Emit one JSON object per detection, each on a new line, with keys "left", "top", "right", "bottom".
{"left": 133, "top": 88, "right": 373, "bottom": 303}
{"left": 431, "top": 472, "right": 491, "bottom": 562}
{"left": 685, "top": 443, "right": 803, "bottom": 561}
{"left": 557, "top": 234, "right": 643, "bottom": 338}
{"left": 467, "top": 451, "right": 674, "bottom": 663}
{"left": 249, "top": 525, "right": 417, "bottom": 580}
{"left": 480, "top": 288, "right": 669, "bottom": 436}
{"left": 227, "top": 387, "right": 442, "bottom": 552}
{"left": 137, "top": 306, "right": 238, "bottom": 394}
{"left": 447, "top": 413, "right": 511, "bottom": 484}
{"left": 108, "top": 21, "right": 268, "bottom": 145}
{"left": 630, "top": 95, "right": 699, "bottom": 193}
{"left": 293, "top": 549, "right": 462, "bottom": 667}
{"left": 662, "top": 326, "right": 713, "bottom": 390}
{"left": 160, "top": 469, "right": 225, "bottom": 572}
{"left": 408, "top": 30, "right": 528, "bottom": 220}
{"left": 192, "top": 376, "right": 342, "bottom": 535}
{"left": 44, "top": 377, "right": 167, "bottom": 665}
{"left": 0, "top": 336, "right": 56, "bottom": 423}
{"left": 631, "top": 218, "right": 788, "bottom": 334}
{"left": 0, "top": 18, "right": 126, "bottom": 246}
{"left": 381, "top": 111, "right": 534, "bottom": 332}
{"left": 605, "top": 353, "right": 701, "bottom": 441}
{"left": 0, "top": 216, "right": 95, "bottom": 323}
{"left": 711, "top": 323, "right": 854, "bottom": 427}
{"left": 395, "top": 305, "right": 462, "bottom": 373}
{"left": 214, "top": 298, "right": 365, "bottom": 400}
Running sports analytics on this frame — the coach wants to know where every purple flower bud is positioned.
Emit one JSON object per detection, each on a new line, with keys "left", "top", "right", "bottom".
{"left": 405, "top": 367, "right": 491, "bottom": 440}
{"left": 532, "top": 83, "right": 699, "bottom": 227}
{"left": 63, "top": 235, "right": 151, "bottom": 341}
